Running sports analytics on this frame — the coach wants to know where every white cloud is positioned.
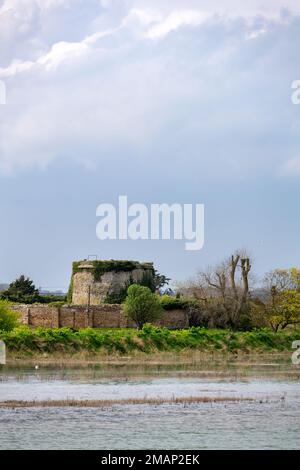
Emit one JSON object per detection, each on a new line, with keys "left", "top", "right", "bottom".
{"left": 146, "top": 10, "right": 210, "bottom": 39}
{"left": 0, "top": 59, "right": 35, "bottom": 77}
{"left": 38, "top": 40, "right": 89, "bottom": 70}
{"left": 281, "top": 158, "right": 300, "bottom": 176}
{"left": 124, "top": 8, "right": 162, "bottom": 26}
{"left": 0, "top": 0, "right": 299, "bottom": 176}
{"left": 0, "top": 25, "right": 119, "bottom": 77}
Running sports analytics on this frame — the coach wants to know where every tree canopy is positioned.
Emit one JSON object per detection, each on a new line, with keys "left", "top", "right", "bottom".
{"left": 124, "top": 284, "right": 163, "bottom": 329}
{"left": 1, "top": 275, "right": 40, "bottom": 303}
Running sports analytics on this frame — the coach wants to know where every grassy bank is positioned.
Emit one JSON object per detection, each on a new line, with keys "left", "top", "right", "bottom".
{"left": 1, "top": 324, "right": 299, "bottom": 356}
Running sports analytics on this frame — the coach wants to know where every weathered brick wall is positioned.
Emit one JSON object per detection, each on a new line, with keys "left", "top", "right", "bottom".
{"left": 12, "top": 304, "right": 189, "bottom": 329}
{"left": 89, "top": 305, "right": 128, "bottom": 328}
{"left": 156, "top": 309, "right": 189, "bottom": 329}
{"left": 12, "top": 305, "right": 59, "bottom": 328}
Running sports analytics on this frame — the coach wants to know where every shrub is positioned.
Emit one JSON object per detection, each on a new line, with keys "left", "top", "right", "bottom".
{"left": 160, "top": 295, "right": 207, "bottom": 327}
{"left": 124, "top": 284, "right": 163, "bottom": 329}
{"left": 0, "top": 301, "right": 20, "bottom": 332}
{"left": 38, "top": 295, "right": 67, "bottom": 304}
{"left": 1, "top": 325, "right": 298, "bottom": 354}
{"left": 160, "top": 295, "right": 190, "bottom": 310}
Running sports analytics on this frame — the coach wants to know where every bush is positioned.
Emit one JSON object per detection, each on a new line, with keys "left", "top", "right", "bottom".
{"left": 160, "top": 295, "right": 190, "bottom": 310}
{"left": 38, "top": 295, "right": 67, "bottom": 304}
{"left": 0, "top": 301, "right": 20, "bottom": 332}
{"left": 1, "top": 325, "right": 298, "bottom": 354}
{"left": 124, "top": 284, "right": 163, "bottom": 329}
{"left": 160, "top": 295, "right": 207, "bottom": 327}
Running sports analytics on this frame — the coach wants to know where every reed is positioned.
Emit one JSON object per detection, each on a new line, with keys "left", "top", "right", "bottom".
{"left": 0, "top": 395, "right": 257, "bottom": 408}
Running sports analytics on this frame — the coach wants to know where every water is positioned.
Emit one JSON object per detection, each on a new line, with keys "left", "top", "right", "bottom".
{"left": 0, "top": 360, "right": 299, "bottom": 449}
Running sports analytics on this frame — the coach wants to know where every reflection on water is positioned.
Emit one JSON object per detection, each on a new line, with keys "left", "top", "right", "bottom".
{"left": 0, "top": 359, "right": 299, "bottom": 449}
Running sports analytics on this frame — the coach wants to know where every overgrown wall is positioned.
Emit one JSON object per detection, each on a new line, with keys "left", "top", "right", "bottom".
{"left": 13, "top": 304, "right": 189, "bottom": 329}
{"left": 70, "top": 260, "right": 155, "bottom": 305}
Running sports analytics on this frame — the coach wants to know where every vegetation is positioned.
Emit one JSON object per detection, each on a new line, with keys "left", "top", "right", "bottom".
{"left": 159, "top": 295, "right": 195, "bottom": 310}
{"left": 176, "top": 254, "right": 300, "bottom": 332}
{"left": 0, "top": 301, "right": 20, "bottom": 332}
{"left": 1, "top": 275, "right": 40, "bottom": 304}
{"left": 93, "top": 260, "right": 153, "bottom": 281}
{"left": 124, "top": 285, "right": 163, "bottom": 328}
{"left": 3, "top": 253, "right": 300, "bottom": 340}
{"left": 69, "top": 259, "right": 154, "bottom": 280}
{"left": 159, "top": 295, "right": 205, "bottom": 327}
{"left": 0, "top": 275, "right": 66, "bottom": 304}
{"left": 37, "top": 295, "right": 67, "bottom": 304}
{"left": 265, "top": 291, "right": 300, "bottom": 332}
{"left": 104, "top": 284, "right": 131, "bottom": 304}
{"left": 176, "top": 251, "right": 253, "bottom": 330}
{"left": 1, "top": 324, "right": 298, "bottom": 354}
{"left": 104, "top": 269, "right": 167, "bottom": 303}
{"left": 0, "top": 396, "right": 254, "bottom": 408}
{"left": 260, "top": 268, "right": 300, "bottom": 331}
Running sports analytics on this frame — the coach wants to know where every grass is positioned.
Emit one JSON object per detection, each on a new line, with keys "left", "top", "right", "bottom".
{"left": 0, "top": 324, "right": 299, "bottom": 356}
{"left": 0, "top": 396, "right": 257, "bottom": 408}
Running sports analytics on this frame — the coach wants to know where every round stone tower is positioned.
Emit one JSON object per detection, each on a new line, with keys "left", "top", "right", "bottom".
{"left": 71, "top": 259, "right": 155, "bottom": 305}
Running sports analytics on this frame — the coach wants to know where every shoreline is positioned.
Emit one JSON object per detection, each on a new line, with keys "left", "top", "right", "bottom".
{"left": 3, "top": 349, "right": 295, "bottom": 367}
{"left": 3, "top": 351, "right": 299, "bottom": 381}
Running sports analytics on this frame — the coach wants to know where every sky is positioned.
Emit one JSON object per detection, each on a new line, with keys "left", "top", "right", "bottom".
{"left": 0, "top": 0, "right": 300, "bottom": 291}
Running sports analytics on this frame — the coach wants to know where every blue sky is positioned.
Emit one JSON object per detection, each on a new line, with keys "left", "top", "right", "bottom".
{"left": 0, "top": 0, "right": 300, "bottom": 291}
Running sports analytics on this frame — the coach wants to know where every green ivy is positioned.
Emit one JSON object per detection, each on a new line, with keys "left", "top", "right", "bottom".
{"left": 93, "top": 260, "right": 153, "bottom": 281}
{"left": 67, "top": 261, "right": 81, "bottom": 303}
{"left": 159, "top": 295, "right": 199, "bottom": 310}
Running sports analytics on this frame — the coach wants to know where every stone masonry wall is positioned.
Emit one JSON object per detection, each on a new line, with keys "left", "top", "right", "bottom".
{"left": 71, "top": 261, "right": 154, "bottom": 305}
{"left": 13, "top": 304, "right": 189, "bottom": 329}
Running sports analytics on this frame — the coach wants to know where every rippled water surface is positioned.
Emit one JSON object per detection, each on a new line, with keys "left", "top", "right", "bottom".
{"left": 0, "top": 359, "right": 299, "bottom": 449}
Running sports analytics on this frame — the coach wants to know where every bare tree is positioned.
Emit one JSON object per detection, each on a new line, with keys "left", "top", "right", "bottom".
{"left": 175, "top": 278, "right": 207, "bottom": 302}
{"left": 263, "top": 269, "right": 299, "bottom": 296}
{"left": 241, "top": 257, "right": 251, "bottom": 305}
{"left": 178, "top": 250, "right": 253, "bottom": 329}
{"left": 230, "top": 254, "right": 240, "bottom": 303}
{"left": 201, "top": 262, "right": 228, "bottom": 303}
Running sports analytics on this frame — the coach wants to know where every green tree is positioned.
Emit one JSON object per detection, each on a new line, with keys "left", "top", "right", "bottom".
{"left": 124, "top": 284, "right": 163, "bottom": 329}
{"left": 0, "top": 301, "right": 20, "bottom": 331}
{"left": 153, "top": 270, "right": 170, "bottom": 291}
{"left": 265, "top": 290, "right": 300, "bottom": 332}
{"left": 1, "top": 275, "right": 40, "bottom": 303}
{"left": 138, "top": 269, "right": 170, "bottom": 293}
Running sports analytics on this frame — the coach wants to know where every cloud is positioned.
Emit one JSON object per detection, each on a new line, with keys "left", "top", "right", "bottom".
{"left": 146, "top": 10, "right": 211, "bottom": 39}
{"left": 281, "top": 158, "right": 300, "bottom": 176}
{"left": 0, "top": 0, "right": 299, "bottom": 177}
{"left": 133, "top": 0, "right": 300, "bottom": 19}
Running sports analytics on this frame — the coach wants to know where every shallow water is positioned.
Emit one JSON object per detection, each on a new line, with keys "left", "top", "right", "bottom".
{"left": 0, "top": 361, "right": 300, "bottom": 449}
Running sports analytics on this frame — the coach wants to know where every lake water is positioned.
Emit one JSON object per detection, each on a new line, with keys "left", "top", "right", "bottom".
{"left": 0, "top": 358, "right": 299, "bottom": 449}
